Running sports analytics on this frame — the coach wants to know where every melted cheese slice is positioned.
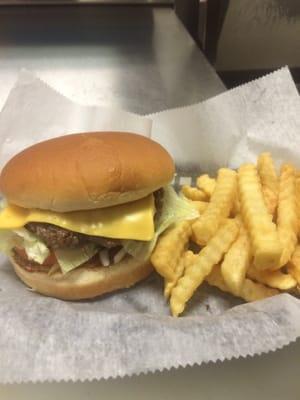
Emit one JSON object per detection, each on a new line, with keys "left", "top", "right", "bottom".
{"left": 0, "top": 195, "right": 155, "bottom": 241}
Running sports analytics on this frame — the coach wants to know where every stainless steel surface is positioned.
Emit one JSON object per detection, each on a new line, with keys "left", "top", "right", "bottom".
{"left": 0, "top": 5, "right": 299, "bottom": 399}
{"left": 217, "top": 0, "right": 300, "bottom": 71}
{"left": 174, "top": 0, "right": 198, "bottom": 39}
{"left": 1, "top": 339, "right": 300, "bottom": 399}
{"left": 0, "top": 1, "right": 173, "bottom": 5}
{"left": 0, "top": 6, "right": 224, "bottom": 114}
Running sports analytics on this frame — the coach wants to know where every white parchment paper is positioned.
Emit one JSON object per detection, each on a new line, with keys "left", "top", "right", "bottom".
{"left": 0, "top": 70, "right": 152, "bottom": 169}
{"left": 0, "top": 68, "right": 300, "bottom": 383}
{"left": 150, "top": 67, "right": 300, "bottom": 173}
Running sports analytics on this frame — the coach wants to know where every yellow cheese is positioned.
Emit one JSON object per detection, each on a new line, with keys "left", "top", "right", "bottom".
{"left": 0, "top": 195, "right": 155, "bottom": 241}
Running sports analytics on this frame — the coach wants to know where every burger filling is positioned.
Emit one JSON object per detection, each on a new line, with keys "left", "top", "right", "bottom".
{"left": 24, "top": 188, "right": 164, "bottom": 250}
{"left": 13, "top": 247, "right": 57, "bottom": 272}
{"left": 0, "top": 186, "right": 198, "bottom": 275}
{"left": 25, "top": 222, "right": 121, "bottom": 249}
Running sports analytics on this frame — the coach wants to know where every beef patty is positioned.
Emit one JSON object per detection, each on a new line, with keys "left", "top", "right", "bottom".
{"left": 26, "top": 222, "right": 120, "bottom": 249}
{"left": 25, "top": 189, "right": 164, "bottom": 249}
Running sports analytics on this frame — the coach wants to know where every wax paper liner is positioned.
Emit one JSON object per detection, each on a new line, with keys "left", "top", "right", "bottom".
{"left": 1, "top": 257, "right": 300, "bottom": 384}
{"left": 0, "top": 67, "right": 300, "bottom": 383}
{"left": 0, "top": 69, "right": 152, "bottom": 169}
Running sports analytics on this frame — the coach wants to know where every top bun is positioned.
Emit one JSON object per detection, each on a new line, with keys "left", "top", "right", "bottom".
{"left": 0, "top": 132, "right": 174, "bottom": 211}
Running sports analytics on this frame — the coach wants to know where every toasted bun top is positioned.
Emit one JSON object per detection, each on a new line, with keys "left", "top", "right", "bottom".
{"left": 0, "top": 132, "right": 174, "bottom": 211}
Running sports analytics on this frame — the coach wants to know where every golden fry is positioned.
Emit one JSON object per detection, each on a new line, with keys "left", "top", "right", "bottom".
{"left": 231, "top": 189, "right": 240, "bottom": 217}
{"left": 192, "top": 168, "right": 237, "bottom": 245}
{"left": 221, "top": 218, "right": 251, "bottom": 295}
{"left": 152, "top": 153, "right": 300, "bottom": 316}
{"left": 277, "top": 164, "right": 298, "bottom": 266}
{"left": 207, "top": 265, "right": 279, "bottom": 301}
{"left": 196, "top": 175, "right": 216, "bottom": 197}
{"left": 238, "top": 163, "right": 282, "bottom": 270}
{"left": 296, "top": 177, "right": 300, "bottom": 206}
{"left": 287, "top": 245, "right": 300, "bottom": 284}
{"left": 170, "top": 219, "right": 239, "bottom": 316}
{"left": 257, "top": 152, "right": 278, "bottom": 215}
{"left": 247, "top": 265, "right": 296, "bottom": 291}
{"left": 295, "top": 177, "right": 300, "bottom": 235}
{"left": 151, "top": 220, "right": 192, "bottom": 281}
{"left": 188, "top": 200, "right": 208, "bottom": 214}
{"left": 181, "top": 185, "right": 208, "bottom": 201}
{"left": 164, "top": 250, "right": 196, "bottom": 299}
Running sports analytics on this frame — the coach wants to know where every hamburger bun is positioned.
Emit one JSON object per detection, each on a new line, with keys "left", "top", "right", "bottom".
{"left": 10, "top": 255, "right": 153, "bottom": 300}
{"left": 0, "top": 132, "right": 174, "bottom": 212}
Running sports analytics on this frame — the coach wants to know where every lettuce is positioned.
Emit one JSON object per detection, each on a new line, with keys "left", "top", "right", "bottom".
{"left": 122, "top": 185, "right": 199, "bottom": 260}
{"left": 0, "top": 226, "right": 97, "bottom": 274}
{"left": 0, "top": 229, "right": 17, "bottom": 254}
{"left": 0, "top": 186, "right": 198, "bottom": 272}
{"left": 54, "top": 244, "right": 98, "bottom": 274}
{"left": 14, "top": 228, "right": 50, "bottom": 264}
{"left": 0, "top": 227, "right": 50, "bottom": 264}
{"left": 15, "top": 228, "right": 98, "bottom": 274}
{"left": 0, "top": 198, "right": 7, "bottom": 210}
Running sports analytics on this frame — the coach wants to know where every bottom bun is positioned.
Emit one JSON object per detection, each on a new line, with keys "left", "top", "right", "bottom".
{"left": 10, "top": 255, "right": 153, "bottom": 300}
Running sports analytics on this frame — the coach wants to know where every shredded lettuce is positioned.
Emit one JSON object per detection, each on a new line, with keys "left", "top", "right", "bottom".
{"left": 0, "top": 227, "right": 50, "bottom": 263}
{"left": 0, "top": 198, "right": 96, "bottom": 274}
{"left": 0, "top": 226, "right": 96, "bottom": 274}
{"left": 13, "top": 228, "right": 50, "bottom": 264}
{"left": 122, "top": 185, "right": 199, "bottom": 260}
{"left": 54, "top": 244, "right": 98, "bottom": 274}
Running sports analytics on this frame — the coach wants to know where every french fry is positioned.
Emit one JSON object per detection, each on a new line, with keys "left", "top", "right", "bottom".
{"left": 155, "top": 153, "right": 300, "bottom": 317}
{"left": 191, "top": 215, "right": 228, "bottom": 244}
{"left": 207, "top": 265, "right": 279, "bottom": 301}
{"left": 196, "top": 175, "right": 216, "bottom": 197}
{"left": 164, "top": 257, "right": 185, "bottom": 300}
{"left": 170, "top": 219, "right": 239, "bottom": 316}
{"left": 188, "top": 200, "right": 208, "bottom": 214}
{"left": 221, "top": 218, "right": 251, "bottom": 295}
{"left": 295, "top": 177, "right": 300, "bottom": 236}
{"left": 164, "top": 250, "right": 196, "bottom": 299}
{"left": 296, "top": 177, "right": 300, "bottom": 205}
{"left": 247, "top": 265, "right": 296, "bottom": 291}
{"left": 151, "top": 220, "right": 192, "bottom": 281}
{"left": 277, "top": 164, "right": 298, "bottom": 266}
{"left": 192, "top": 168, "right": 237, "bottom": 245}
{"left": 238, "top": 163, "right": 282, "bottom": 270}
{"left": 257, "top": 152, "right": 278, "bottom": 215}
{"left": 231, "top": 189, "right": 240, "bottom": 217}
{"left": 181, "top": 185, "right": 208, "bottom": 201}
{"left": 287, "top": 245, "right": 300, "bottom": 284}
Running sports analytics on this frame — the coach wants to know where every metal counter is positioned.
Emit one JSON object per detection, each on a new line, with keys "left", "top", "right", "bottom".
{"left": 0, "top": 5, "right": 300, "bottom": 400}
{"left": 0, "top": 5, "right": 224, "bottom": 114}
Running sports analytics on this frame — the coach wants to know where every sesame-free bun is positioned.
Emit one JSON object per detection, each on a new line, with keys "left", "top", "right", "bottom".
{"left": 0, "top": 132, "right": 174, "bottom": 212}
{"left": 10, "top": 255, "right": 153, "bottom": 300}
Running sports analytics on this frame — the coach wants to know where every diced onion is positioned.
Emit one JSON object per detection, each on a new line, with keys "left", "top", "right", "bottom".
{"left": 113, "top": 248, "right": 127, "bottom": 264}
{"left": 99, "top": 250, "right": 110, "bottom": 267}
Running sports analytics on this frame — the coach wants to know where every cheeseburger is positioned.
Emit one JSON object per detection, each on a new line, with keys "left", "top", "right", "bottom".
{"left": 0, "top": 132, "right": 197, "bottom": 300}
